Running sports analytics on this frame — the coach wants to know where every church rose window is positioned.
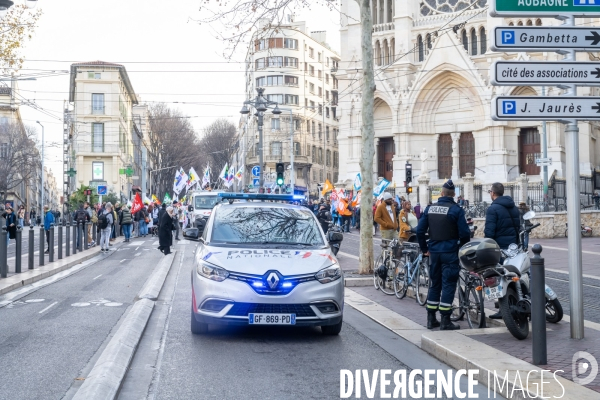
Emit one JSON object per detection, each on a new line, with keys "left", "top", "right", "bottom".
{"left": 420, "top": 0, "right": 487, "bottom": 17}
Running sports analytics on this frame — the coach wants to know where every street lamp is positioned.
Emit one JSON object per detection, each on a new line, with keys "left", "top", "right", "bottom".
{"left": 240, "top": 87, "right": 281, "bottom": 189}
{"left": 0, "top": 1, "right": 39, "bottom": 18}
{"left": 36, "top": 121, "right": 44, "bottom": 214}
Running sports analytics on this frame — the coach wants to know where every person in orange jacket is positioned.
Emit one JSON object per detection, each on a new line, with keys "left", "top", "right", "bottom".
{"left": 339, "top": 198, "right": 353, "bottom": 232}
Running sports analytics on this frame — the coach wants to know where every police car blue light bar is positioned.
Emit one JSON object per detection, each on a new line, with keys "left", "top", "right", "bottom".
{"left": 217, "top": 193, "right": 304, "bottom": 202}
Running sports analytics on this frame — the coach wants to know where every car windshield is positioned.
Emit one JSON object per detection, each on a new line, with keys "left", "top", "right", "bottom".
{"left": 210, "top": 206, "right": 324, "bottom": 246}
{"left": 194, "top": 196, "right": 220, "bottom": 210}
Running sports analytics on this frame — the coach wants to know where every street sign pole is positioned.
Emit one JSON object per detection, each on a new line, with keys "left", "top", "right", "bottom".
{"left": 564, "top": 16, "right": 584, "bottom": 340}
{"left": 542, "top": 87, "right": 549, "bottom": 202}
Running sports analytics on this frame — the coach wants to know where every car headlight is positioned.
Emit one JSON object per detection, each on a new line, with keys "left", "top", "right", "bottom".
{"left": 315, "top": 264, "right": 342, "bottom": 284}
{"left": 196, "top": 261, "right": 229, "bottom": 282}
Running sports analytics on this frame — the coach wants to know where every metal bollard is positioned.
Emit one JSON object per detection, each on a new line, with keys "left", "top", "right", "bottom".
{"left": 28, "top": 225, "right": 34, "bottom": 270}
{"left": 49, "top": 224, "right": 54, "bottom": 263}
{"left": 72, "top": 222, "right": 77, "bottom": 255}
{"left": 58, "top": 225, "right": 63, "bottom": 260}
{"left": 78, "top": 222, "right": 83, "bottom": 252}
{"left": 15, "top": 226, "right": 22, "bottom": 273}
{"left": 39, "top": 226, "right": 44, "bottom": 266}
{"left": 92, "top": 222, "right": 97, "bottom": 243}
{"left": 531, "top": 244, "right": 547, "bottom": 365}
{"left": 65, "top": 221, "right": 70, "bottom": 257}
{"left": 0, "top": 227, "right": 7, "bottom": 278}
{"left": 84, "top": 221, "right": 89, "bottom": 250}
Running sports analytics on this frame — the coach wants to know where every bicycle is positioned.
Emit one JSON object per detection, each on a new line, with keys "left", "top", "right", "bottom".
{"left": 394, "top": 242, "right": 430, "bottom": 305}
{"left": 450, "top": 268, "right": 486, "bottom": 329}
{"left": 373, "top": 238, "right": 401, "bottom": 295}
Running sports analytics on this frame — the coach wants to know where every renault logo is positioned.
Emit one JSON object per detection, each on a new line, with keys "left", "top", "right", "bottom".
{"left": 266, "top": 272, "right": 280, "bottom": 289}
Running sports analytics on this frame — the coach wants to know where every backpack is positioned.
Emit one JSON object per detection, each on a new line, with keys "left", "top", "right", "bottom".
{"left": 98, "top": 212, "right": 109, "bottom": 229}
{"left": 91, "top": 210, "right": 98, "bottom": 224}
{"left": 76, "top": 209, "right": 87, "bottom": 223}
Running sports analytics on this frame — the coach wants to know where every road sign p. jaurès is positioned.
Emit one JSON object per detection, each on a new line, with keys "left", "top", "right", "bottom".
{"left": 492, "top": 96, "right": 600, "bottom": 120}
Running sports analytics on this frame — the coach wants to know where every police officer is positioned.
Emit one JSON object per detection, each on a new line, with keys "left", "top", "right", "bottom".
{"left": 416, "top": 180, "right": 471, "bottom": 330}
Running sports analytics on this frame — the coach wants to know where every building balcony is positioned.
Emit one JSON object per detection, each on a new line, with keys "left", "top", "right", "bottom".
{"left": 373, "top": 22, "right": 394, "bottom": 33}
{"left": 74, "top": 143, "right": 120, "bottom": 154}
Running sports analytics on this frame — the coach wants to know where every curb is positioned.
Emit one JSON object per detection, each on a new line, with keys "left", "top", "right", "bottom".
{"left": 72, "top": 299, "right": 155, "bottom": 400}
{"left": 136, "top": 253, "right": 176, "bottom": 301}
{"left": 344, "top": 277, "right": 371, "bottom": 287}
{"left": 72, "top": 250, "right": 178, "bottom": 400}
{"left": 0, "top": 242, "right": 120, "bottom": 296}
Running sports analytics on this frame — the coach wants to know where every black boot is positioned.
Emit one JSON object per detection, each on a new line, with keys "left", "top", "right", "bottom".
{"left": 427, "top": 310, "right": 440, "bottom": 329}
{"left": 440, "top": 314, "right": 460, "bottom": 330}
{"left": 488, "top": 311, "right": 502, "bottom": 319}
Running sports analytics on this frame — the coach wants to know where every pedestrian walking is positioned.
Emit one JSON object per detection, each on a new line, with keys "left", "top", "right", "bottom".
{"left": 84, "top": 202, "right": 96, "bottom": 247}
{"left": 158, "top": 206, "right": 176, "bottom": 255}
{"left": 137, "top": 205, "right": 148, "bottom": 237}
{"left": 29, "top": 208, "right": 36, "bottom": 226}
{"left": 373, "top": 192, "right": 398, "bottom": 241}
{"left": 416, "top": 180, "right": 470, "bottom": 331}
{"left": 17, "top": 205, "right": 25, "bottom": 228}
{"left": 43, "top": 205, "right": 55, "bottom": 253}
{"left": 594, "top": 191, "right": 600, "bottom": 210}
{"left": 399, "top": 200, "right": 418, "bottom": 243}
{"left": 316, "top": 204, "right": 332, "bottom": 234}
{"left": 120, "top": 205, "right": 133, "bottom": 242}
{"left": 172, "top": 202, "right": 181, "bottom": 240}
{"left": 2, "top": 206, "right": 17, "bottom": 246}
{"left": 99, "top": 203, "right": 114, "bottom": 252}
{"left": 75, "top": 203, "right": 89, "bottom": 248}
{"left": 339, "top": 198, "right": 352, "bottom": 232}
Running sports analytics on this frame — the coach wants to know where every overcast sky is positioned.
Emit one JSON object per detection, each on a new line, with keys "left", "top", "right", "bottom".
{"left": 14, "top": 0, "right": 341, "bottom": 183}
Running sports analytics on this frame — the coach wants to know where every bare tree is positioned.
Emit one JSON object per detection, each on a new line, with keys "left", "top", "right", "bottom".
{"left": 198, "top": 0, "right": 374, "bottom": 273}
{"left": 0, "top": 122, "right": 41, "bottom": 204}
{"left": 200, "top": 118, "right": 238, "bottom": 187}
{"left": 148, "top": 103, "right": 204, "bottom": 199}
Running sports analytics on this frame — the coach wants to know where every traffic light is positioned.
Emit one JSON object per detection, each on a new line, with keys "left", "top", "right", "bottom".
{"left": 84, "top": 189, "right": 92, "bottom": 196}
{"left": 407, "top": 186, "right": 413, "bottom": 194}
{"left": 276, "top": 163, "right": 285, "bottom": 186}
{"left": 405, "top": 163, "right": 412, "bottom": 184}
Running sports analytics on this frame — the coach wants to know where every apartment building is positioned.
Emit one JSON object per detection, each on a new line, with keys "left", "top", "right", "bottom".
{"left": 69, "top": 61, "right": 140, "bottom": 199}
{"left": 132, "top": 104, "right": 153, "bottom": 195}
{"left": 240, "top": 19, "right": 340, "bottom": 197}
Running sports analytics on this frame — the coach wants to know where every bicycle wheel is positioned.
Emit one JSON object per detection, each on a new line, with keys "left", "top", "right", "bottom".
{"left": 379, "top": 259, "right": 396, "bottom": 295}
{"left": 583, "top": 228, "right": 593, "bottom": 237}
{"left": 415, "top": 262, "right": 430, "bottom": 306}
{"left": 373, "top": 255, "right": 384, "bottom": 290}
{"left": 450, "top": 286, "right": 465, "bottom": 322}
{"left": 465, "top": 283, "right": 486, "bottom": 329}
{"left": 394, "top": 262, "right": 409, "bottom": 299}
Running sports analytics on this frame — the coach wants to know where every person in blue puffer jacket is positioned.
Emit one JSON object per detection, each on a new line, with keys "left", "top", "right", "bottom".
{"left": 43, "top": 205, "right": 55, "bottom": 253}
{"left": 484, "top": 182, "right": 521, "bottom": 250}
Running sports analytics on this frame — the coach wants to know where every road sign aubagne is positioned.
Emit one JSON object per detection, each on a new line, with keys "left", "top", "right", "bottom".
{"left": 492, "top": 96, "right": 600, "bottom": 120}
{"left": 493, "top": 26, "right": 600, "bottom": 51}
{"left": 491, "top": 0, "right": 600, "bottom": 17}
{"left": 492, "top": 61, "right": 600, "bottom": 86}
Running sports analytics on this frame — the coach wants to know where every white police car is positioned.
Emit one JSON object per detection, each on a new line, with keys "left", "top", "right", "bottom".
{"left": 191, "top": 193, "right": 344, "bottom": 335}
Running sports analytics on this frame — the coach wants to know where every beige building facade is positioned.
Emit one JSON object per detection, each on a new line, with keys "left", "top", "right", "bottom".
{"left": 337, "top": 1, "right": 600, "bottom": 193}
{"left": 240, "top": 20, "right": 341, "bottom": 196}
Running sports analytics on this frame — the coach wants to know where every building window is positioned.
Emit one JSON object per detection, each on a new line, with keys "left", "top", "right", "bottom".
{"left": 92, "top": 123, "right": 104, "bottom": 152}
{"left": 270, "top": 141, "right": 282, "bottom": 156}
{"left": 318, "top": 52, "right": 322, "bottom": 62}
{"left": 325, "top": 107, "right": 330, "bottom": 118}
{"left": 306, "top": 143, "right": 310, "bottom": 155}
{"left": 309, "top": 83, "right": 315, "bottom": 94}
{"left": 319, "top": 170, "right": 323, "bottom": 182}
{"left": 310, "top": 100, "right": 315, "bottom": 109}
{"left": 326, "top": 150, "right": 331, "bottom": 166}
{"left": 294, "top": 142, "right": 301, "bottom": 155}
{"left": 318, "top": 70, "right": 322, "bottom": 80}
{"left": 284, "top": 75, "right": 298, "bottom": 86}
{"left": 479, "top": 27, "right": 487, "bottom": 54}
{"left": 461, "top": 29, "right": 468, "bottom": 52}
{"left": 470, "top": 28, "right": 478, "bottom": 55}
{"left": 284, "top": 57, "right": 298, "bottom": 67}
{"left": 326, "top": 57, "right": 330, "bottom": 66}
{"left": 326, "top": 90, "right": 330, "bottom": 101}
{"left": 311, "top": 121, "right": 316, "bottom": 135}
{"left": 0, "top": 143, "right": 8, "bottom": 158}
{"left": 309, "top": 65, "right": 315, "bottom": 76}
{"left": 267, "top": 94, "right": 284, "bottom": 104}
{"left": 294, "top": 118, "right": 301, "bottom": 130}
{"left": 284, "top": 95, "right": 298, "bottom": 105}
{"left": 313, "top": 169, "right": 316, "bottom": 180}
{"left": 334, "top": 151, "right": 339, "bottom": 167}
{"left": 318, "top": 104, "right": 323, "bottom": 115}
{"left": 318, "top": 87, "right": 322, "bottom": 97}
{"left": 312, "top": 146, "right": 316, "bottom": 162}
{"left": 305, "top": 98, "right": 308, "bottom": 107}
{"left": 309, "top": 47, "right": 314, "bottom": 58}
{"left": 326, "top": 126, "right": 330, "bottom": 141}
{"left": 417, "top": 35, "right": 424, "bottom": 62}
{"left": 255, "top": 58, "right": 266, "bottom": 69}
{"left": 92, "top": 93, "right": 104, "bottom": 114}
{"left": 318, "top": 148, "right": 323, "bottom": 164}
{"left": 88, "top": 72, "right": 101, "bottom": 79}
{"left": 307, "top": 120, "right": 311, "bottom": 134}
{"left": 271, "top": 118, "right": 280, "bottom": 130}
{"left": 284, "top": 38, "right": 298, "bottom": 49}
{"left": 267, "top": 56, "right": 283, "bottom": 67}
{"left": 318, "top": 123, "right": 322, "bottom": 139}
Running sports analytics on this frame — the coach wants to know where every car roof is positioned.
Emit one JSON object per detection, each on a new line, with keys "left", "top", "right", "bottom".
{"left": 214, "top": 201, "right": 307, "bottom": 211}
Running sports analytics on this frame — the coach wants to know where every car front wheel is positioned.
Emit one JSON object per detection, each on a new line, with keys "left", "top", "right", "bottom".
{"left": 191, "top": 311, "right": 208, "bottom": 334}
{"left": 321, "top": 318, "right": 343, "bottom": 335}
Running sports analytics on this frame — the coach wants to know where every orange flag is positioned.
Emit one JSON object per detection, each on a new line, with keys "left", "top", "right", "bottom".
{"left": 321, "top": 179, "right": 334, "bottom": 196}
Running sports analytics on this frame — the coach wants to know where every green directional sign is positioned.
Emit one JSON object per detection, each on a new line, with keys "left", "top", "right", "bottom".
{"left": 491, "top": 0, "right": 600, "bottom": 17}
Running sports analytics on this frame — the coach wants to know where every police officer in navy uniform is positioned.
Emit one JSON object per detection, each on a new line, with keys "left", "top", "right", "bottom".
{"left": 416, "top": 180, "right": 471, "bottom": 330}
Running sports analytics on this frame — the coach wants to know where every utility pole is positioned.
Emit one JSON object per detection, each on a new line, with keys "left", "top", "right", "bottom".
{"left": 36, "top": 121, "right": 44, "bottom": 212}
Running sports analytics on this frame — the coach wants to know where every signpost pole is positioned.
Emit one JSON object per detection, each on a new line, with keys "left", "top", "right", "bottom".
{"left": 564, "top": 16, "right": 585, "bottom": 340}
{"left": 542, "top": 86, "right": 549, "bottom": 204}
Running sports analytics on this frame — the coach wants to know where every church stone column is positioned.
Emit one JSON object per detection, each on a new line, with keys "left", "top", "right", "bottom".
{"left": 517, "top": 173, "right": 528, "bottom": 205}
{"left": 463, "top": 172, "right": 475, "bottom": 204}
{"left": 418, "top": 174, "right": 430, "bottom": 207}
{"left": 451, "top": 132, "right": 461, "bottom": 181}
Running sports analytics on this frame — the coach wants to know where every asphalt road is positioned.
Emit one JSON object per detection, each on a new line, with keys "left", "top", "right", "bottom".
{"left": 119, "top": 240, "right": 494, "bottom": 400}
{"left": 0, "top": 236, "right": 161, "bottom": 400}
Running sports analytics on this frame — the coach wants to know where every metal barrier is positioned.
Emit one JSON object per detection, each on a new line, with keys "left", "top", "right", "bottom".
{"left": 49, "top": 225, "right": 54, "bottom": 263}
{"left": 15, "top": 226, "right": 22, "bottom": 273}
{"left": 0, "top": 227, "right": 7, "bottom": 278}
{"left": 39, "top": 226, "right": 44, "bottom": 266}
{"left": 28, "top": 225, "right": 34, "bottom": 270}
{"left": 531, "top": 245, "right": 547, "bottom": 365}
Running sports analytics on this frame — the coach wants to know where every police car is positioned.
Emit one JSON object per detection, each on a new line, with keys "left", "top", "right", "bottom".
{"left": 191, "top": 193, "right": 344, "bottom": 335}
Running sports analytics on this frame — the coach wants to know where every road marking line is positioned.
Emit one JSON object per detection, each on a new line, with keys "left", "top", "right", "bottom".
{"left": 546, "top": 276, "right": 600, "bottom": 289}
{"left": 135, "top": 246, "right": 139, "bottom": 251}
{"left": 93, "top": 274, "right": 103, "bottom": 280}
{"left": 538, "top": 244, "right": 600, "bottom": 256}
{"left": 120, "top": 259, "right": 127, "bottom": 263}
{"left": 135, "top": 252, "right": 141, "bottom": 256}
{"left": 39, "top": 301, "right": 58, "bottom": 314}
{"left": 338, "top": 251, "right": 359, "bottom": 260}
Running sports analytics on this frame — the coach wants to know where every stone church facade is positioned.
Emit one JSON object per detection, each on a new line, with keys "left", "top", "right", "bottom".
{"left": 336, "top": 0, "right": 600, "bottom": 190}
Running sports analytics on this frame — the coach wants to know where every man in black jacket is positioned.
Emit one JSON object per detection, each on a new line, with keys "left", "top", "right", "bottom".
{"left": 484, "top": 182, "right": 521, "bottom": 319}
{"left": 484, "top": 182, "right": 521, "bottom": 250}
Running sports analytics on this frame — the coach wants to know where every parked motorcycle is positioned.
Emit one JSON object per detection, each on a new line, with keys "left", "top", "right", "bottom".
{"left": 458, "top": 211, "right": 563, "bottom": 340}
{"left": 564, "top": 223, "right": 593, "bottom": 238}
{"left": 327, "top": 223, "right": 344, "bottom": 256}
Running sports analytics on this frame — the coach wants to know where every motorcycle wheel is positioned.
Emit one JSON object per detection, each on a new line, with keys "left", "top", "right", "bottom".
{"left": 583, "top": 228, "right": 593, "bottom": 237}
{"left": 545, "top": 298, "right": 564, "bottom": 323}
{"left": 394, "top": 262, "right": 408, "bottom": 299}
{"left": 498, "top": 286, "right": 529, "bottom": 340}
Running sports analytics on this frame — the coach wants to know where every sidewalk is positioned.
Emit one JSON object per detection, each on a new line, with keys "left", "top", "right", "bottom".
{"left": 346, "top": 284, "right": 600, "bottom": 397}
